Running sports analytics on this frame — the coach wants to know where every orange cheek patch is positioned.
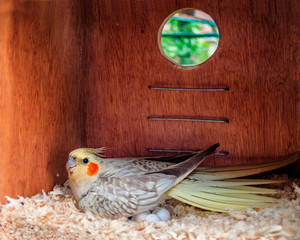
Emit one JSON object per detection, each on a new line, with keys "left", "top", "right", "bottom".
{"left": 87, "top": 162, "right": 99, "bottom": 176}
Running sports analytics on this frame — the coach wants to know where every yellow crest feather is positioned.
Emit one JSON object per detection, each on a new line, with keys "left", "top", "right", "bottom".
{"left": 69, "top": 147, "right": 106, "bottom": 160}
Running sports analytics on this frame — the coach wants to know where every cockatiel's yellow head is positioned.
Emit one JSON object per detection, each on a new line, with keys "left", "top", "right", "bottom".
{"left": 66, "top": 148, "right": 105, "bottom": 185}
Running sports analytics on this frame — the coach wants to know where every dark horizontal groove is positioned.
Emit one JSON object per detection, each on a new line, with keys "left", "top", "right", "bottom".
{"left": 161, "top": 33, "right": 219, "bottom": 38}
{"left": 147, "top": 148, "right": 229, "bottom": 156}
{"left": 147, "top": 117, "right": 229, "bottom": 123}
{"left": 149, "top": 86, "right": 229, "bottom": 92}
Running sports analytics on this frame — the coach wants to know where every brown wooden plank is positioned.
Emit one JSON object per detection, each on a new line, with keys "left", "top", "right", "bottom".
{"left": 0, "top": 0, "right": 86, "bottom": 202}
{"left": 84, "top": 0, "right": 298, "bottom": 166}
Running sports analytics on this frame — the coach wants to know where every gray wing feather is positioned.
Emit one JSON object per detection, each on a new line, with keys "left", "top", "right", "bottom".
{"left": 79, "top": 174, "right": 175, "bottom": 218}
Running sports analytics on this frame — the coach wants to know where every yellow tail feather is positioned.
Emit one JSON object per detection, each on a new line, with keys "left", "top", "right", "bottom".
{"left": 167, "top": 151, "right": 299, "bottom": 212}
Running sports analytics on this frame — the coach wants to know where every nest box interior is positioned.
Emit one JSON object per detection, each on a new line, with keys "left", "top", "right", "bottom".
{"left": 0, "top": 0, "right": 299, "bottom": 203}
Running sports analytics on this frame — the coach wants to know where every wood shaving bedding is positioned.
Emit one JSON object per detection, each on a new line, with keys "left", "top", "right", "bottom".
{"left": 0, "top": 179, "right": 299, "bottom": 240}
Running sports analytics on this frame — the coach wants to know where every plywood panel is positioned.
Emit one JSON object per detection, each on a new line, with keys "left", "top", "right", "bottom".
{"left": 0, "top": 1, "right": 86, "bottom": 202}
{"left": 84, "top": 0, "right": 299, "bottom": 166}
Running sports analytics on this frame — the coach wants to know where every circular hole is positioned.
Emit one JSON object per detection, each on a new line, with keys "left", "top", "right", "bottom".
{"left": 158, "top": 8, "right": 219, "bottom": 67}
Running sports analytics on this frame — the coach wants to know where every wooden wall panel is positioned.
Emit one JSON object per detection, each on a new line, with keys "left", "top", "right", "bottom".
{"left": 84, "top": 0, "right": 299, "bottom": 166}
{"left": 0, "top": 1, "right": 86, "bottom": 202}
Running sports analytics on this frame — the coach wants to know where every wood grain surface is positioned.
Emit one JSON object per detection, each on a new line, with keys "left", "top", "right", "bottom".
{"left": 0, "top": 0, "right": 299, "bottom": 202}
{"left": 0, "top": 1, "right": 87, "bottom": 202}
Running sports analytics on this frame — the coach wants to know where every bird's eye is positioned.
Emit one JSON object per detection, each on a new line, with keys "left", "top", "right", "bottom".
{"left": 82, "top": 158, "right": 89, "bottom": 164}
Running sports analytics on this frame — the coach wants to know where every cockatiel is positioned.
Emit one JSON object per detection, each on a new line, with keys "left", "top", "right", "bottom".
{"left": 66, "top": 144, "right": 299, "bottom": 220}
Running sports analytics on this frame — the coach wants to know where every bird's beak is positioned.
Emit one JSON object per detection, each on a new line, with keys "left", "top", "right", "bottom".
{"left": 66, "top": 156, "right": 76, "bottom": 173}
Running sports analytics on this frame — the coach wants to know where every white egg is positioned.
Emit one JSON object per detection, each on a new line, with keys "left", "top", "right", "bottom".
{"left": 133, "top": 211, "right": 151, "bottom": 221}
{"left": 153, "top": 207, "right": 170, "bottom": 221}
{"left": 145, "top": 213, "right": 161, "bottom": 223}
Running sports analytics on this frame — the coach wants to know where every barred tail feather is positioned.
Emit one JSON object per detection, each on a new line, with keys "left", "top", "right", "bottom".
{"left": 167, "top": 151, "right": 299, "bottom": 212}
{"left": 193, "top": 151, "right": 299, "bottom": 181}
